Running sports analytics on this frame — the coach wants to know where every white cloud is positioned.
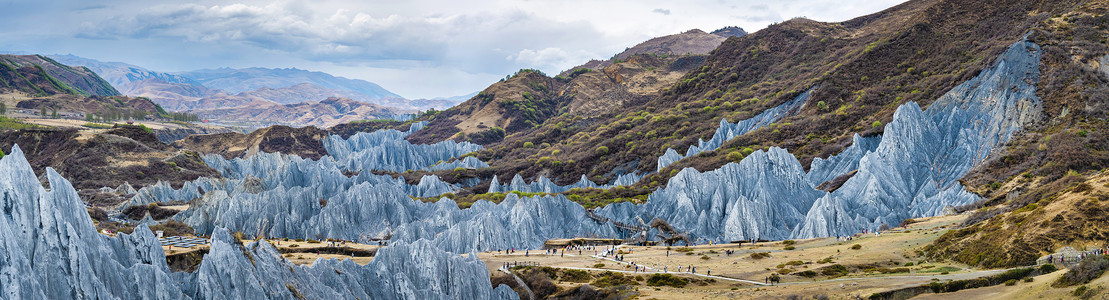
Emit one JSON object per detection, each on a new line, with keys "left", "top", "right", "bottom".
{"left": 508, "top": 48, "right": 600, "bottom": 72}
{"left": 0, "top": 0, "right": 910, "bottom": 98}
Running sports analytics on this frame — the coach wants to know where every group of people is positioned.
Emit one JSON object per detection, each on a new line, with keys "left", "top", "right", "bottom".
{"left": 501, "top": 261, "right": 536, "bottom": 269}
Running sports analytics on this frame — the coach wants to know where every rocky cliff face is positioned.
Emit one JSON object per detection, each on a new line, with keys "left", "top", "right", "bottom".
{"left": 624, "top": 38, "right": 1044, "bottom": 242}
{"left": 323, "top": 121, "right": 485, "bottom": 172}
{"left": 0, "top": 145, "right": 516, "bottom": 299}
{"left": 656, "top": 87, "right": 812, "bottom": 171}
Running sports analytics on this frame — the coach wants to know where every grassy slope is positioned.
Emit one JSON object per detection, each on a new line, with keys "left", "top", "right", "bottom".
{"left": 924, "top": 2, "right": 1109, "bottom": 268}
{"left": 392, "top": 0, "right": 1084, "bottom": 208}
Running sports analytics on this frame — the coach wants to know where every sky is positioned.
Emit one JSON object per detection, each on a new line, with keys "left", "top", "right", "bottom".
{"left": 0, "top": 0, "right": 908, "bottom": 99}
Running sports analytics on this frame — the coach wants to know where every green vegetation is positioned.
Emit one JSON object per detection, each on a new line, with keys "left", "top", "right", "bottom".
{"left": 415, "top": 191, "right": 551, "bottom": 209}
{"left": 646, "top": 273, "right": 687, "bottom": 288}
{"left": 138, "top": 124, "right": 153, "bottom": 133}
{"left": 595, "top": 146, "right": 609, "bottom": 156}
{"left": 560, "top": 269, "right": 591, "bottom": 283}
{"left": 82, "top": 122, "right": 113, "bottom": 129}
{"left": 0, "top": 116, "right": 38, "bottom": 130}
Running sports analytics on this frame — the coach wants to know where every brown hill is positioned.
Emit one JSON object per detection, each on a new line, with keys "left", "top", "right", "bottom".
{"left": 558, "top": 27, "right": 740, "bottom": 78}
{"left": 187, "top": 97, "right": 409, "bottom": 128}
{"left": 172, "top": 125, "right": 329, "bottom": 160}
{"left": 0, "top": 126, "right": 219, "bottom": 206}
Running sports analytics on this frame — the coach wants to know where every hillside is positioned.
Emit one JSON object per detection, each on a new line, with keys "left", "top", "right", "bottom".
{"left": 187, "top": 97, "right": 410, "bottom": 128}
{"left": 0, "top": 126, "right": 219, "bottom": 201}
{"left": 402, "top": 0, "right": 1088, "bottom": 193}
{"left": 0, "top": 55, "right": 119, "bottom": 97}
{"left": 559, "top": 27, "right": 742, "bottom": 78}
{"left": 177, "top": 67, "right": 403, "bottom": 102}
{"left": 923, "top": 2, "right": 1109, "bottom": 268}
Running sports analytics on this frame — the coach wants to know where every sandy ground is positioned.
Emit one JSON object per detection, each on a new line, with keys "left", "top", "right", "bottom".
{"left": 163, "top": 238, "right": 381, "bottom": 266}
{"left": 476, "top": 214, "right": 1109, "bottom": 299}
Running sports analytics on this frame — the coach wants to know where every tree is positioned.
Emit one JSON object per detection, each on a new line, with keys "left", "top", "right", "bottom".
{"left": 0, "top": 102, "right": 6, "bottom": 115}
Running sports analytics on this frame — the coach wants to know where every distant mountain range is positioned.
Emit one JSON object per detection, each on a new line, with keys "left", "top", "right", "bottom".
{"left": 44, "top": 55, "right": 470, "bottom": 127}
{"left": 178, "top": 67, "right": 401, "bottom": 99}
{"left": 188, "top": 97, "right": 407, "bottom": 128}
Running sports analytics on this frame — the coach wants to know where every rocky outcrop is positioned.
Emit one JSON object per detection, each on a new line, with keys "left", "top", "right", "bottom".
{"left": 323, "top": 121, "right": 485, "bottom": 173}
{"left": 487, "top": 172, "right": 644, "bottom": 194}
{"left": 390, "top": 194, "right": 620, "bottom": 253}
{"left": 657, "top": 88, "right": 812, "bottom": 171}
{"left": 806, "top": 134, "right": 881, "bottom": 186}
{"left": 627, "top": 38, "right": 1043, "bottom": 242}
{"left": 0, "top": 145, "right": 517, "bottom": 300}
{"left": 794, "top": 38, "right": 1044, "bottom": 238}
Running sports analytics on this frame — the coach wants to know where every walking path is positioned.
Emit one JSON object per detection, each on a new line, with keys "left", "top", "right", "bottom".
{"left": 590, "top": 245, "right": 770, "bottom": 286}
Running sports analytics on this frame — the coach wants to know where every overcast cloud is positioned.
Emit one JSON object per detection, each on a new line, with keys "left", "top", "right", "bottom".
{"left": 0, "top": 0, "right": 907, "bottom": 98}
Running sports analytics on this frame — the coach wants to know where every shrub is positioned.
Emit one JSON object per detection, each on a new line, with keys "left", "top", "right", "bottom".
{"left": 782, "top": 240, "right": 796, "bottom": 246}
{"left": 727, "top": 151, "right": 743, "bottom": 162}
{"left": 700, "top": 255, "right": 710, "bottom": 260}
{"left": 561, "top": 269, "right": 591, "bottom": 282}
{"left": 1025, "top": 277, "right": 1033, "bottom": 282}
{"left": 1074, "top": 285, "right": 1088, "bottom": 297}
{"left": 820, "top": 264, "right": 849, "bottom": 277}
{"left": 1040, "top": 264, "right": 1059, "bottom": 273}
{"left": 796, "top": 270, "right": 818, "bottom": 278}
{"left": 593, "top": 263, "right": 605, "bottom": 268}
{"left": 851, "top": 244, "right": 862, "bottom": 250}
{"left": 1004, "top": 279, "right": 1017, "bottom": 286}
{"left": 750, "top": 252, "right": 770, "bottom": 259}
{"left": 592, "top": 271, "right": 635, "bottom": 287}
{"left": 523, "top": 142, "right": 535, "bottom": 148}
{"left": 646, "top": 273, "right": 687, "bottom": 288}
{"left": 784, "top": 246, "right": 796, "bottom": 250}
{"left": 1055, "top": 255, "right": 1109, "bottom": 287}
{"left": 872, "top": 121, "right": 882, "bottom": 128}
{"left": 595, "top": 146, "right": 610, "bottom": 156}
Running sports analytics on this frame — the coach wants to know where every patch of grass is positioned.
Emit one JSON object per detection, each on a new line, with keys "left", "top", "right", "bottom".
{"left": 82, "top": 122, "right": 113, "bottom": 129}
{"left": 646, "top": 273, "right": 687, "bottom": 288}
{"left": 561, "top": 269, "right": 591, "bottom": 283}
{"left": 750, "top": 252, "right": 771, "bottom": 259}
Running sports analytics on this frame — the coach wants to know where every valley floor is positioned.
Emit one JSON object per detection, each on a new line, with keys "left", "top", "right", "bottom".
{"left": 475, "top": 214, "right": 1108, "bottom": 299}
